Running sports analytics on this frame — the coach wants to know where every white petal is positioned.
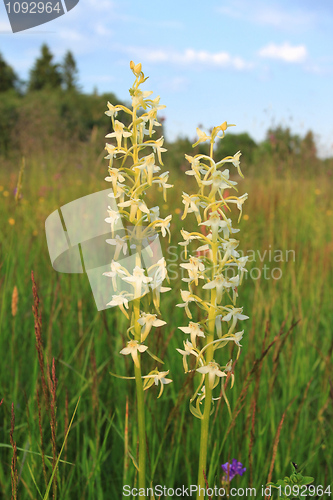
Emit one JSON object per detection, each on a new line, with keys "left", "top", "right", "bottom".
{"left": 202, "top": 281, "right": 216, "bottom": 290}
{"left": 178, "top": 326, "right": 191, "bottom": 333}
{"left": 119, "top": 347, "right": 131, "bottom": 355}
{"left": 237, "top": 314, "right": 249, "bottom": 320}
{"left": 137, "top": 344, "right": 149, "bottom": 353}
{"left": 152, "top": 319, "right": 167, "bottom": 327}
{"left": 222, "top": 312, "right": 233, "bottom": 322}
{"left": 196, "top": 366, "right": 210, "bottom": 374}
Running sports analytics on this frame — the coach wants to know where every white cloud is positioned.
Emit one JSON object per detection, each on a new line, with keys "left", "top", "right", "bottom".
{"left": 85, "top": 0, "right": 115, "bottom": 12}
{"left": 217, "top": 0, "right": 318, "bottom": 31}
{"left": 58, "top": 28, "right": 85, "bottom": 42}
{"left": 122, "top": 46, "right": 252, "bottom": 71}
{"left": 304, "top": 63, "right": 331, "bottom": 76}
{"left": 52, "top": 28, "right": 94, "bottom": 56}
{"left": 0, "top": 19, "right": 11, "bottom": 31}
{"left": 159, "top": 76, "right": 189, "bottom": 93}
{"left": 115, "top": 12, "right": 183, "bottom": 30}
{"left": 93, "top": 23, "right": 110, "bottom": 36}
{"left": 253, "top": 6, "right": 314, "bottom": 30}
{"left": 258, "top": 42, "right": 307, "bottom": 63}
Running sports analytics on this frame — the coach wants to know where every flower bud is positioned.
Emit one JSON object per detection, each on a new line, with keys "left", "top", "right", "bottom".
{"left": 220, "top": 121, "right": 227, "bottom": 131}
{"left": 130, "top": 60, "right": 142, "bottom": 76}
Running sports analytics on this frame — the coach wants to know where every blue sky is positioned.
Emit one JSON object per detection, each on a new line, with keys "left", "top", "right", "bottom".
{"left": 1, "top": 0, "right": 333, "bottom": 157}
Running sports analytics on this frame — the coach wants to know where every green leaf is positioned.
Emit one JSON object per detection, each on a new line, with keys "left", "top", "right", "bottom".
{"left": 27, "top": 462, "right": 43, "bottom": 499}
{"left": 146, "top": 349, "right": 164, "bottom": 365}
{"left": 128, "top": 451, "right": 139, "bottom": 472}
{"left": 0, "top": 444, "right": 73, "bottom": 465}
{"left": 143, "top": 378, "right": 155, "bottom": 391}
{"left": 300, "top": 476, "right": 314, "bottom": 485}
{"left": 267, "top": 479, "right": 286, "bottom": 488}
{"left": 189, "top": 402, "right": 203, "bottom": 420}
{"left": 109, "top": 371, "right": 135, "bottom": 380}
{"left": 213, "top": 340, "right": 228, "bottom": 351}
{"left": 42, "top": 398, "right": 80, "bottom": 500}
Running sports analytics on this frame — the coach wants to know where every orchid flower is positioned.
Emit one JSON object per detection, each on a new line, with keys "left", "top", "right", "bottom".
{"left": 179, "top": 322, "right": 205, "bottom": 348}
{"left": 120, "top": 340, "right": 148, "bottom": 368}
{"left": 196, "top": 361, "right": 227, "bottom": 389}
{"left": 105, "top": 120, "right": 131, "bottom": 149}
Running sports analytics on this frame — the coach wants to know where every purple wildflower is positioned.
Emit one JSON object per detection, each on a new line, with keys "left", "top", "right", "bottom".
{"left": 221, "top": 459, "right": 246, "bottom": 481}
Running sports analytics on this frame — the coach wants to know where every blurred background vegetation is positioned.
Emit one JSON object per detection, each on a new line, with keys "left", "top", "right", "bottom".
{"left": 0, "top": 45, "right": 332, "bottom": 499}
{"left": 1, "top": 44, "right": 332, "bottom": 175}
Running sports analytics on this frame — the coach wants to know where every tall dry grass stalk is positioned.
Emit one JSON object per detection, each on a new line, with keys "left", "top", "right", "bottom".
{"left": 31, "top": 271, "right": 49, "bottom": 411}
{"left": 31, "top": 271, "right": 59, "bottom": 499}
{"left": 265, "top": 398, "right": 296, "bottom": 500}
{"left": 11, "top": 286, "right": 18, "bottom": 317}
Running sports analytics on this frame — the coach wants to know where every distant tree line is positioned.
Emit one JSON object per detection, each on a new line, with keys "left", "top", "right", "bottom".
{"left": 0, "top": 52, "right": 18, "bottom": 92}
{"left": 0, "top": 44, "right": 78, "bottom": 93}
{"left": 0, "top": 45, "right": 330, "bottom": 175}
{"left": 0, "top": 44, "right": 126, "bottom": 154}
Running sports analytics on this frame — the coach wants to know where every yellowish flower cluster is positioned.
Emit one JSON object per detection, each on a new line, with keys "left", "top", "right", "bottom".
{"left": 176, "top": 124, "right": 249, "bottom": 497}
{"left": 103, "top": 61, "right": 174, "bottom": 493}
{"left": 177, "top": 123, "right": 249, "bottom": 413}
{"left": 103, "top": 61, "right": 173, "bottom": 396}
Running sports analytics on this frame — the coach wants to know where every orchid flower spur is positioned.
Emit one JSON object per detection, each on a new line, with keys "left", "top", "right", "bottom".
{"left": 177, "top": 123, "right": 249, "bottom": 499}
{"left": 143, "top": 369, "right": 172, "bottom": 398}
{"left": 103, "top": 61, "right": 173, "bottom": 496}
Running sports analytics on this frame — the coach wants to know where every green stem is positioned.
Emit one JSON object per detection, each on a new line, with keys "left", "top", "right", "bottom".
{"left": 197, "top": 332, "right": 214, "bottom": 498}
{"left": 197, "top": 240, "right": 218, "bottom": 499}
{"left": 133, "top": 296, "right": 146, "bottom": 495}
{"left": 134, "top": 361, "right": 146, "bottom": 493}
{"left": 131, "top": 93, "right": 146, "bottom": 493}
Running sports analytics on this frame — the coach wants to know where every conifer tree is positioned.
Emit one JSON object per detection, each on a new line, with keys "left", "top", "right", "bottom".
{"left": 0, "top": 52, "right": 18, "bottom": 92}
{"left": 28, "top": 44, "right": 62, "bottom": 91}
{"left": 62, "top": 50, "right": 79, "bottom": 91}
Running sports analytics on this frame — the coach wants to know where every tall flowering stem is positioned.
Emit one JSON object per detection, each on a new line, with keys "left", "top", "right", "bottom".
{"left": 104, "top": 61, "right": 173, "bottom": 495}
{"left": 176, "top": 123, "right": 249, "bottom": 498}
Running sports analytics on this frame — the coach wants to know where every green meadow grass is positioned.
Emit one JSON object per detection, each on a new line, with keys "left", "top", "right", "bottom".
{"left": 0, "top": 148, "right": 332, "bottom": 499}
